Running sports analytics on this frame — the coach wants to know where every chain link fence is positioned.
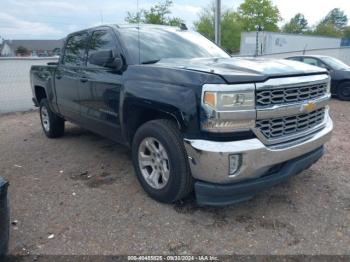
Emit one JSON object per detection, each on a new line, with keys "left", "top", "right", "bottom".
{"left": 0, "top": 57, "right": 58, "bottom": 114}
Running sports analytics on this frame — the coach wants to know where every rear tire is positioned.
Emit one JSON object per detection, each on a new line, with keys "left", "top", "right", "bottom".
{"left": 337, "top": 81, "right": 350, "bottom": 101}
{"left": 39, "top": 99, "right": 65, "bottom": 138}
{"left": 132, "top": 119, "right": 193, "bottom": 203}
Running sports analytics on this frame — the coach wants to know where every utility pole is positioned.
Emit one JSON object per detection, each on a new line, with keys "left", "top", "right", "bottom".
{"left": 100, "top": 11, "right": 104, "bottom": 24}
{"left": 215, "top": 0, "right": 221, "bottom": 46}
{"left": 255, "top": 25, "right": 264, "bottom": 56}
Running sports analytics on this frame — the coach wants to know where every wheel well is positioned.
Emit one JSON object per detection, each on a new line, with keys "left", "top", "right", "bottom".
{"left": 125, "top": 105, "right": 181, "bottom": 144}
{"left": 35, "top": 86, "right": 47, "bottom": 104}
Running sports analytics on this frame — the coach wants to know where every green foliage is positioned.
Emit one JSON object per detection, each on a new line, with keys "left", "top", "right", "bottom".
{"left": 322, "top": 8, "right": 348, "bottom": 30}
{"left": 193, "top": 4, "right": 242, "bottom": 53}
{"left": 343, "top": 27, "right": 350, "bottom": 39}
{"left": 16, "top": 46, "right": 29, "bottom": 56}
{"left": 237, "top": 0, "right": 281, "bottom": 32}
{"left": 193, "top": 4, "right": 215, "bottom": 42}
{"left": 313, "top": 8, "right": 348, "bottom": 38}
{"left": 313, "top": 23, "right": 343, "bottom": 38}
{"left": 125, "top": 0, "right": 183, "bottom": 26}
{"left": 194, "top": 0, "right": 281, "bottom": 53}
{"left": 221, "top": 12, "right": 242, "bottom": 53}
{"left": 282, "top": 13, "right": 308, "bottom": 34}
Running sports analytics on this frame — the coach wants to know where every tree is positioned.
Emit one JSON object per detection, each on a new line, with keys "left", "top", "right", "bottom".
{"left": 313, "top": 23, "right": 343, "bottom": 38}
{"left": 322, "top": 8, "right": 348, "bottom": 30}
{"left": 282, "top": 13, "right": 308, "bottom": 34}
{"left": 194, "top": 5, "right": 215, "bottom": 42}
{"left": 313, "top": 8, "right": 348, "bottom": 37}
{"left": 16, "top": 46, "right": 29, "bottom": 56}
{"left": 125, "top": 0, "right": 183, "bottom": 26}
{"left": 343, "top": 27, "right": 350, "bottom": 39}
{"left": 237, "top": 0, "right": 281, "bottom": 32}
{"left": 194, "top": 4, "right": 242, "bottom": 53}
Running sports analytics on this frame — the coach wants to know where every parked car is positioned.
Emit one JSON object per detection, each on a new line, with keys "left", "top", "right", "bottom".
{"left": 0, "top": 177, "right": 9, "bottom": 255}
{"left": 287, "top": 55, "right": 350, "bottom": 100}
{"left": 30, "top": 24, "right": 333, "bottom": 206}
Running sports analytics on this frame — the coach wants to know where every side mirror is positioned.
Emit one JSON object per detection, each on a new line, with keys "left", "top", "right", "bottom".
{"left": 88, "top": 50, "right": 123, "bottom": 71}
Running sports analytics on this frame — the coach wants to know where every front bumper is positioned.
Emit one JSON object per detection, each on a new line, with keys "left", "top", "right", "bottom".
{"left": 184, "top": 115, "right": 332, "bottom": 185}
{"left": 195, "top": 146, "right": 324, "bottom": 206}
{"left": 184, "top": 115, "right": 332, "bottom": 205}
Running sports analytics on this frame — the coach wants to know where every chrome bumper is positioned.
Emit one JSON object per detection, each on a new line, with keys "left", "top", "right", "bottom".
{"left": 184, "top": 114, "right": 333, "bottom": 184}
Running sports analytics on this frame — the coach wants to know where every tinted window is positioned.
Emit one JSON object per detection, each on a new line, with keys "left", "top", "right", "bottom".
{"left": 288, "top": 57, "right": 302, "bottom": 61}
{"left": 88, "top": 30, "right": 117, "bottom": 68}
{"left": 63, "top": 33, "right": 88, "bottom": 66}
{"left": 119, "top": 28, "right": 229, "bottom": 64}
{"left": 303, "top": 58, "right": 320, "bottom": 67}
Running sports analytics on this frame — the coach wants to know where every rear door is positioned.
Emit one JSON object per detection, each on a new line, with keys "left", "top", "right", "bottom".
{"left": 78, "top": 28, "right": 124, "bottom": 142}
{"left": 55, "top": 32, "right": 88, "bottom": 120}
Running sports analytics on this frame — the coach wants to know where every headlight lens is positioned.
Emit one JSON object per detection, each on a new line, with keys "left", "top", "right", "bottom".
{"left": 204, "top": 91, "right": 255, "bottom": 111}
{"left": 201, "top": 84, "right": 256, "bottom": 133}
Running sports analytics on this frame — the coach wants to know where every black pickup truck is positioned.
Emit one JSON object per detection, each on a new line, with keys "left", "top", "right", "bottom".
{"left": 30, "top": 24, "right": 333, "bottom": 206}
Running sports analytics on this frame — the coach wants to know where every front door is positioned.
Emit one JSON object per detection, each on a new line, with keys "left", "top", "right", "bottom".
{"left": 78, "top": 29, "right": 123, "bottom": 142}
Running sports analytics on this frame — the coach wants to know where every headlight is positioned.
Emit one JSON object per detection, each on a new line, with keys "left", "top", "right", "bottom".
{"left": 201, "top": 84, "right": 256, "bottom": 133}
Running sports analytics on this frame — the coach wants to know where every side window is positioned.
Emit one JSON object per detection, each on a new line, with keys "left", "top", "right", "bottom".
{"left": 63, "top": 33, "right": 88, "bottom": 66}
{"left": 302, "top": 58, "right": 319, "bottom": 66}
{"left": 289, "top": 57, "right": 302, "bottom": 62}
{"left": 87, "top": 30, "right": 117, "bottom": 68}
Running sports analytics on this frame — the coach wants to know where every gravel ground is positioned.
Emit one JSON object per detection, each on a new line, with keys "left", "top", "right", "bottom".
{"left": 0, "top": 99, "right": 349, "bottom": 255}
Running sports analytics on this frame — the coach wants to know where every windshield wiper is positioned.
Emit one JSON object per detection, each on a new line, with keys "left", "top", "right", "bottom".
{"left": 141, "top": 59, "right": 160, "bottom": 64}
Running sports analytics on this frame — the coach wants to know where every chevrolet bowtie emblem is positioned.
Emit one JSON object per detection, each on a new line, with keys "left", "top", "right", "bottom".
{"left": 301, "top": 101, "right": 316, "bottom": 113}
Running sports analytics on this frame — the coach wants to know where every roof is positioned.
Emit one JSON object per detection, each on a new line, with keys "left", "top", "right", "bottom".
{"left": 287, "top": 55, "right": 331, "bottom": 59}
{"left": 65, "top": 23, "right": 184, "bottom": 38}
{"left": 115, "top": 23, "right": 181, "bottom": 29}
{"left": 3, "top": 39, "right": 64, "bottom": 51}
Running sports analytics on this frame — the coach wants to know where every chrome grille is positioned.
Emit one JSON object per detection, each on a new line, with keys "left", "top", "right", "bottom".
{"left": 256, "top": 108, "right": 325, "bottom": 139}
{"left": 256, "top": 83, "right": 327, "bottom": 106}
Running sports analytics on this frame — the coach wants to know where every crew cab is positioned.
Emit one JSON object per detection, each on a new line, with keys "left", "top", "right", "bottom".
{"left": 30, "top": 24, "right": 333, "bottom": 206}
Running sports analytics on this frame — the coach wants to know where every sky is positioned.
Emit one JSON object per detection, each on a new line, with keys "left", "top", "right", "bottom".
{"left": 1, "top": 0, "right": 350, "bottom": 40}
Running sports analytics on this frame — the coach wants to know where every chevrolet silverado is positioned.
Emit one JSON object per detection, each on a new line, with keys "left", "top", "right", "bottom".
{"left": 30, "top": 24, "right": 333, "bottom": 206}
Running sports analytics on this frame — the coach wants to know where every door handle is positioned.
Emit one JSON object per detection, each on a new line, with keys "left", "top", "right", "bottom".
{"left": 80, "top": 77, "right": 88, "bottom": 83}
{"left": 56, "top": 74, "right": 62, "bottom": 80}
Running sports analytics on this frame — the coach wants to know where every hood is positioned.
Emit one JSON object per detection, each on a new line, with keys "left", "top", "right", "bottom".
{"left": 154, "top": 57, "right": 328, "bottom": 84}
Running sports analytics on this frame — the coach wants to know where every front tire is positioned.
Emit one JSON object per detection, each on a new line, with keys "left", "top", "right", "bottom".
{"left": 39, "top": 99, "right": 65, "bottom": 138}
{"left": 337, "top": 81, "right": 350, "bottom": 101}
{"left": 132, "top": 120, "right": 193, "bottom": 203}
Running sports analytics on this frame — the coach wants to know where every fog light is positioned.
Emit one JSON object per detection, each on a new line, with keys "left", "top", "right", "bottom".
{"left": 229, "top": 154, "right": 241, "bottom": 176}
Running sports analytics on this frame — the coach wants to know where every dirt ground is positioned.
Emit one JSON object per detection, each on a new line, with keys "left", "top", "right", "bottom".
{"left": 0, "top": 99, "right": 349, "bottom": 255}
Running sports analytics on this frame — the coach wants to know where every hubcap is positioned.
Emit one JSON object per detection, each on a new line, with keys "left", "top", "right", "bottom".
{"left": 138, "top": 137, "right": 170, "bottom": 189}
{"left": 41, "top": 106, "right": 50, "bottom": 132}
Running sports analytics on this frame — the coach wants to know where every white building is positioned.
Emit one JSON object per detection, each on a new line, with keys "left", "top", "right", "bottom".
{"left": 240, "top": 31, "right": 342, "bottom": 56}
{"left": 0, "top": 39, "right": 63, "bottom": 57}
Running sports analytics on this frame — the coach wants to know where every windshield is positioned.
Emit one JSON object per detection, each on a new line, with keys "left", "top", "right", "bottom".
{"left": 119, "top": 27, "right": 230, "bottom": 64}
{"left": 322, "top": 57, "right": 350, "bottom": 70}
